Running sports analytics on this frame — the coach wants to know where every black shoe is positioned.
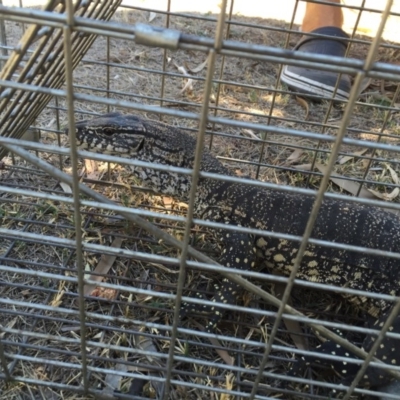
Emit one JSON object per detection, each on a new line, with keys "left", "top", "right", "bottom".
{"left": 281, "top": 26, "right": 351, "bottom": 101}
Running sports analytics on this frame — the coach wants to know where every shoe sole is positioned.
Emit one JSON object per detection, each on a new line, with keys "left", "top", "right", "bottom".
{"left": 281, "top": 66, "right": 350, "bottom": 101}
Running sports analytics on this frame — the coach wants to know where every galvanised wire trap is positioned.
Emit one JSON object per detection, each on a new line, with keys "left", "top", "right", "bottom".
{"left": 1, "top": 0, "right": 400, "bottom": 399}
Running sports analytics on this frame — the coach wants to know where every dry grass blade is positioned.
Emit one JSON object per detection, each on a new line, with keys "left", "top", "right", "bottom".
{"left": 49, "top": 281, "right": 65, "bottom": 307}
{"left": 83, "top": 237, "right": 123, "bottom": 296}
{"left": 149, "top": 262, "right": 180, "bottom": 274}
{"left": 0, "top": 317, "right": 18, "bottom": 339}
{"left": 174, "top": 63, "right": 194, "bottom": 94}
{"left": 220, "top": 373, "right": 235, "bottom": 400}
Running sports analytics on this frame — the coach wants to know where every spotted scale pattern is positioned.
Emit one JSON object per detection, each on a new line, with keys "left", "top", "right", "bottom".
{"left": 181, "top": 230, "right": 256, "bottom": 332}
{"left": 291, "top": 310, "right": 400, "bottom": 391}
{"left": 67, "top": 113, "right": 400, "bottom": 386}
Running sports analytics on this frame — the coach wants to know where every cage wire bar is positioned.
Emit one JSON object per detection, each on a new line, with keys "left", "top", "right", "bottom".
{"left": 1, "top": 0, "right": 400, "bottom": 398}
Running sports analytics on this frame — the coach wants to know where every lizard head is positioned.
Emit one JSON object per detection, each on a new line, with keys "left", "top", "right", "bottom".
{"left": 72, "top": 113, "right": 150, "bottom": 157}
{"left": 66, "top": 112, "right": 196, "bottom": 197}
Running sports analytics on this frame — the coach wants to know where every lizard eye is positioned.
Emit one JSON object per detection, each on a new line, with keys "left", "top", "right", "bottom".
{"left": 102, "top": 127, "right": 115, "bottom": 136}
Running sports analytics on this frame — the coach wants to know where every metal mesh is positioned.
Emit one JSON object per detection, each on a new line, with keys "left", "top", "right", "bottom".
{"left": 1, "top": 0, "right": 400, "bottom": 398}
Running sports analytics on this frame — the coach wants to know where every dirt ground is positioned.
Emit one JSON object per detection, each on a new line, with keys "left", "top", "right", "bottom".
{"left": 1, "top": 2, "right": 400, "bottom": 400}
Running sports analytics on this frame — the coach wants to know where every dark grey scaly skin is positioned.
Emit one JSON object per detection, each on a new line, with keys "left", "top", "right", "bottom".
{"left": 67, "top": 113, "right": 400, "bottom": 388}
{"left": 290, "top": 312, "right": 400, "bottom": 394}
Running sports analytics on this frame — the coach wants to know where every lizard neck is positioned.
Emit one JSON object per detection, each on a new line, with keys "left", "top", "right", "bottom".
{"left": 131, "top": 135, "right": 234, "bottom": 203}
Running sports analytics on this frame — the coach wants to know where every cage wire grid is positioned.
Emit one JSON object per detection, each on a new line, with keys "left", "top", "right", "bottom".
{"left": 1, "top": 0, "right": 400, "bottom": 398}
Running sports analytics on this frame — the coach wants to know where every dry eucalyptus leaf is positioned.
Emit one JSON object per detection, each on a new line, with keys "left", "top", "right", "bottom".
{"left": 314, "top": 163, "right": 376, "bottom": 199}
{"left": 83, "top": 263, "right": 91, "bottom": 280}
{"left": 181, "top": 79, "right": 194, "bottom": 94}
{"left": 366, "top": 164, "right": 399, "bottom": 201}
{"left": 186, "top": 57, "right": 208, "bottom": 73}
{"left": 174, "top": 64, "right": 189, "bottom": 76}
{"left": 286, "top": 148, "right": 304, "bottom": 165}
{"left": 134, "top": 333, "right": 159, "bottom": 363}
{"left": 312, "top": 164, "right": 400, "bottom": 213}
{"left": 242, "top": 129, "right": 260, "bottom": 140}
{"left": 84, "top": 237, "right": 123, "bottom": 296}
{"left": 292, "top": 163, "right": 313, "bottom": 170}
{"left": 337, "top": 148, "right": 368, "bottom": 165}
{"left": 148, "top": 11, "right": 157, "bottom": 22}
{"left": 192, "top": 320, "right": 234, "bottom": 365}
{"left": 274, "top": 278, "right": 307, "bottom": 350}
{"left": 295, "top": 96, "right": 310, "bottom": 120}
{"left": 293, "top": 163, "right": 400, "bottom": 214}
{"left": 85, "top": 158, "right": 101, "bottom": 180}
{"left": 59, "top": 182, "right": 72, "bottom": 193}
{"left": 209, "top": 339, "right": 235, "bottom": 365}
{"left": 368, "top": 188, "right": 400, "bottom": 201}
{"left": 359, "top": 77, "right": 373, "bottom": 93}
{"left": 102, "top": 361, "right": 128, "bottom": 397}
{"left": 386, "top": 164, "right": 400, "bottom": 184}
{"left": 131, "top": 333, "right": 165, "bottom": 398}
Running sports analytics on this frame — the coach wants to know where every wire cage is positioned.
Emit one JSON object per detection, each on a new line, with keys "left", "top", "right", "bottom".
{"left": 1, "top": 0, "right": 400, "bottom": 398}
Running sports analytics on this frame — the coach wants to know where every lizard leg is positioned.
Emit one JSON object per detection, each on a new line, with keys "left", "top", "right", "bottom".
{"left": 180, "top": 231, "right": 256, "bottom": 332}
{"left": 205, "top": 231, "right": 256, "bottom": 332}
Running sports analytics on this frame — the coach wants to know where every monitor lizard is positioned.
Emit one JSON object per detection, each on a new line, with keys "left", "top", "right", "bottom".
{"left": 65, "top": 112, "right": 400, "bottom": 390}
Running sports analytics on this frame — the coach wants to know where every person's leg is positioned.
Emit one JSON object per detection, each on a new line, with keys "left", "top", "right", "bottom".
{"left": 302, "top": 0, "right": 343, "bottom": 32}
{"left": 281, "top": 0, "right": 351, "bottom": 101}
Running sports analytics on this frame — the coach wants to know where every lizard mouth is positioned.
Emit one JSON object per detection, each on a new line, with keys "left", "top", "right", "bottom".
{"left": 76, "top": 131, "right": 145, "bottom": 156}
